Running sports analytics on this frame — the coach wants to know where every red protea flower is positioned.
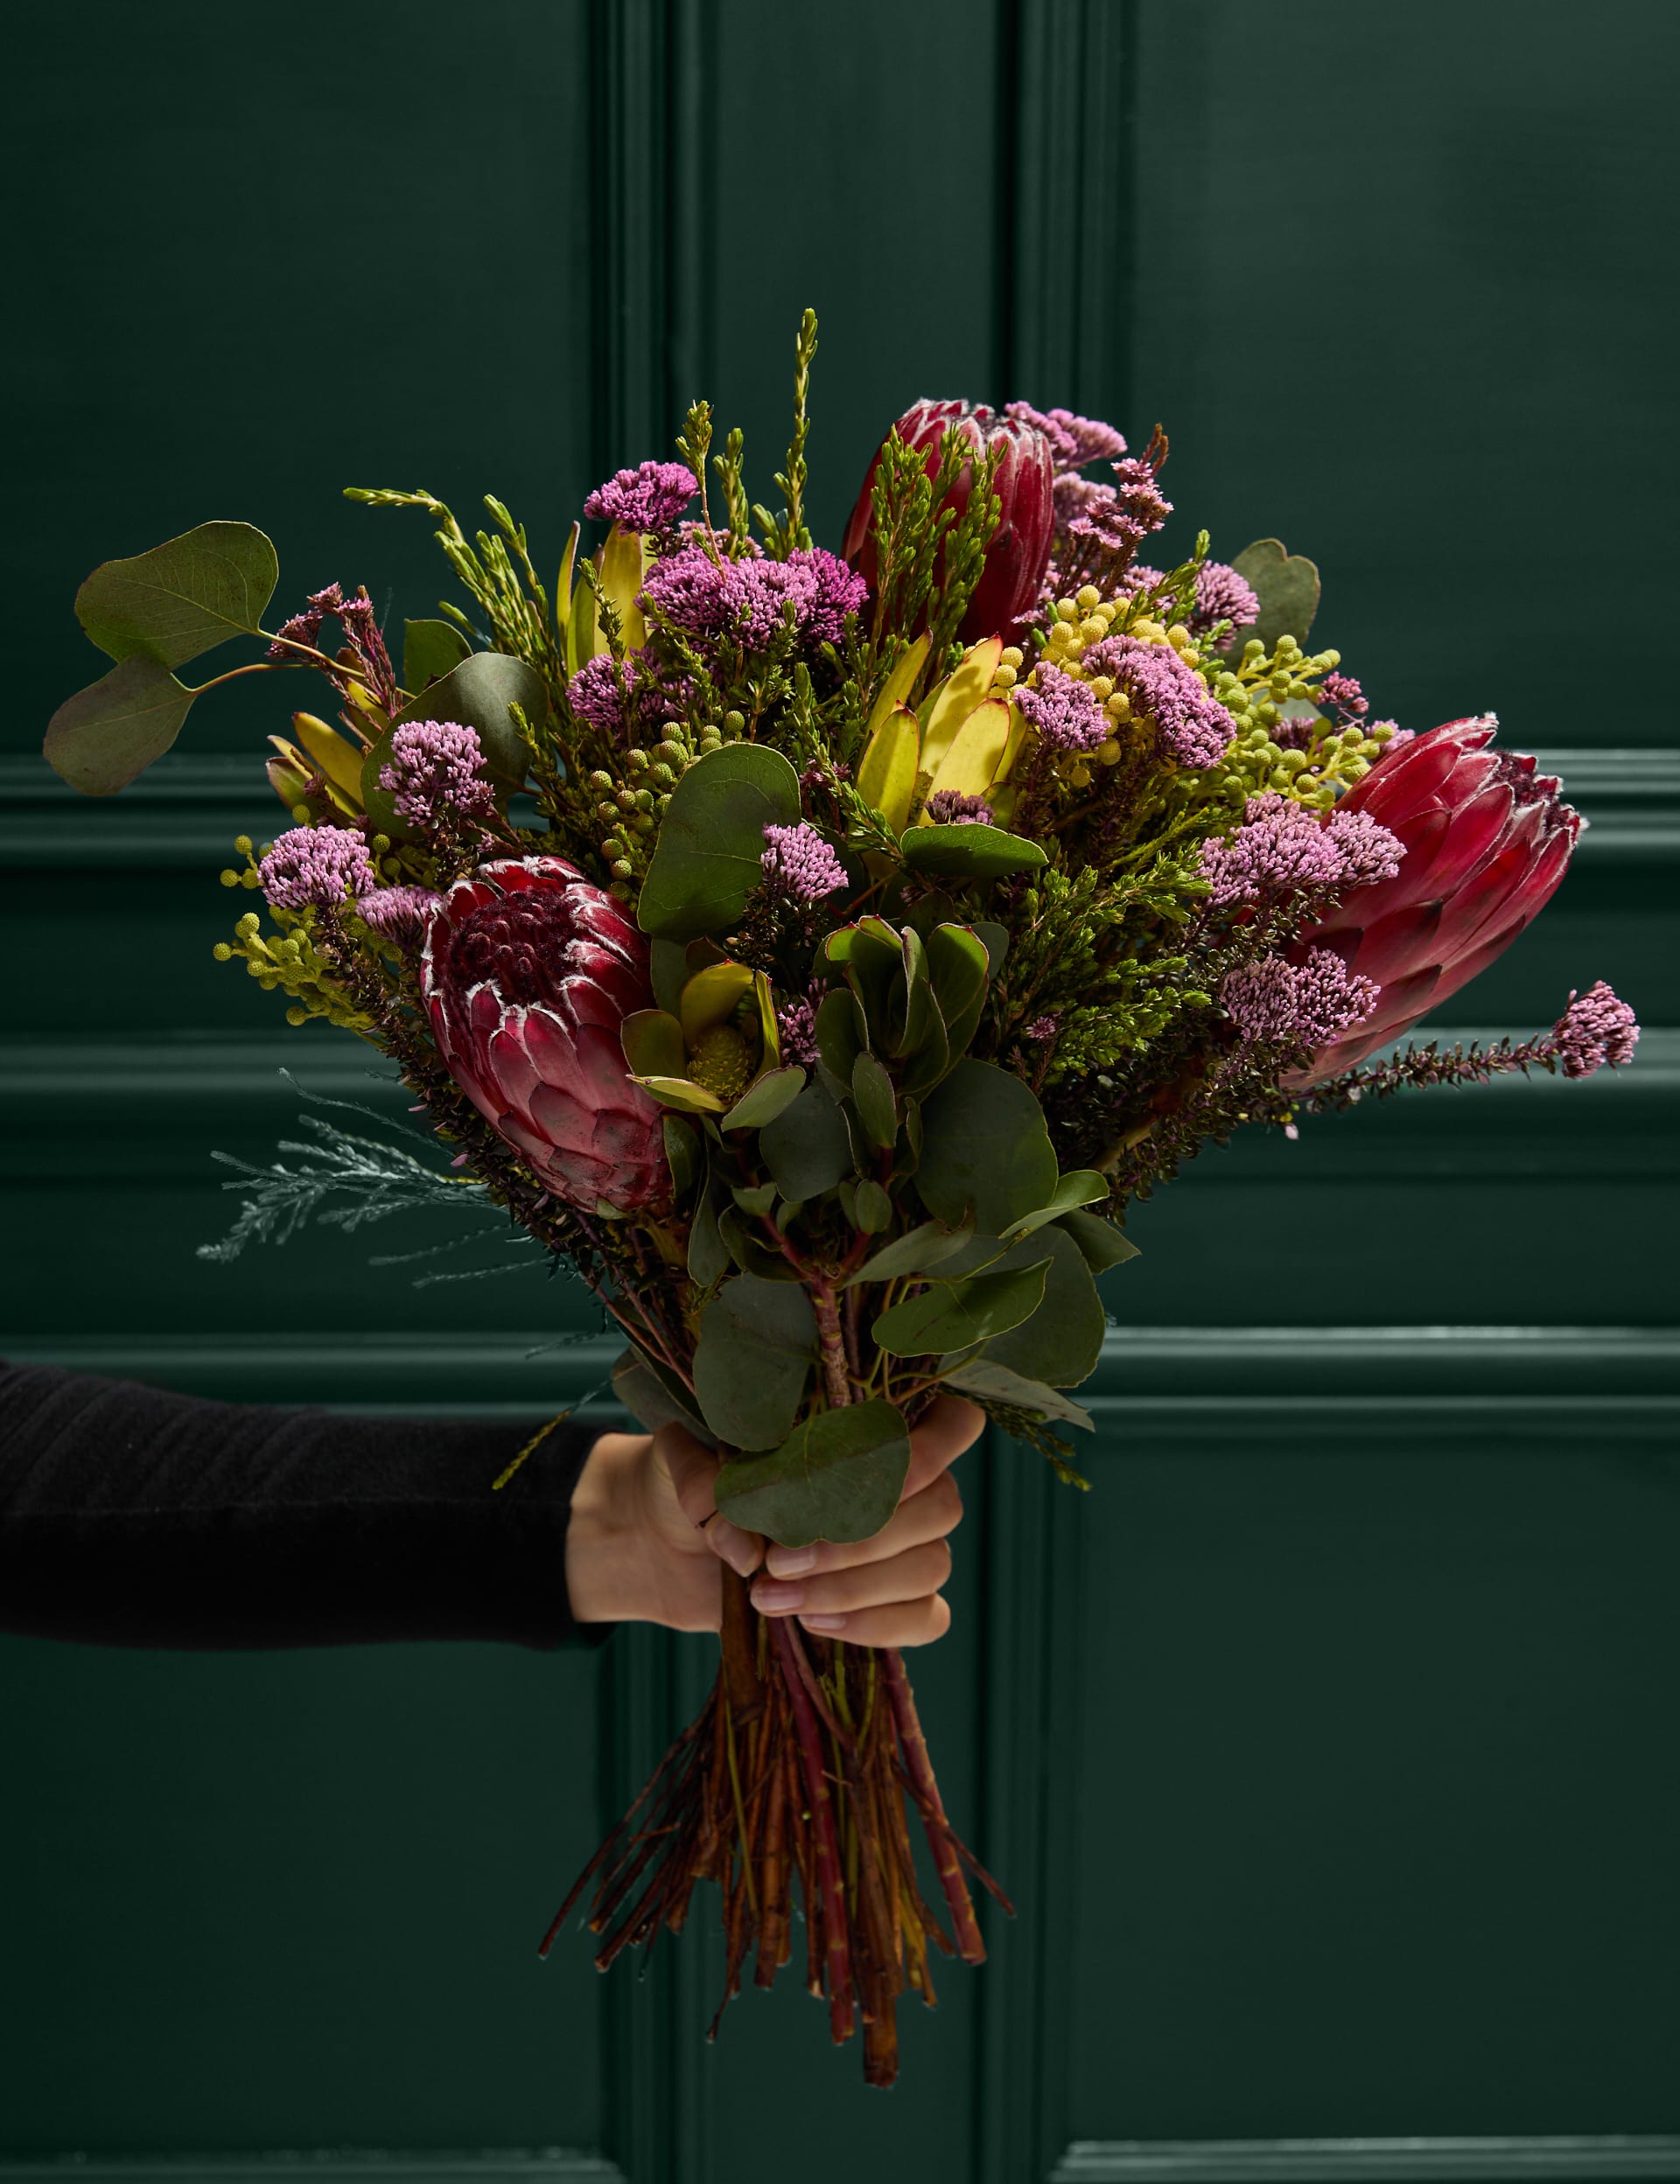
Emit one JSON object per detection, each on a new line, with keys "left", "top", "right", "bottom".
{"left": 841, "top": 398, "right": 1054, "bottom": 643}
{"left": 420, "top": 857, "right": 666, "bottom": 1214}
{"left": 1294, "top": 716, "right": 1583, "bottom": 1078}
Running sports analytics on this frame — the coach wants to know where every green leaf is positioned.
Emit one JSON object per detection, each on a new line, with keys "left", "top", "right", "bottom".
{"left": 692, "top": 1275, "right": 815, "bottom": 1449}
{"left": 43, "top": 653, "right": 194, "bottom": 795}
{"left": 1003, "top": 1169, "right": 1111, "bottom": 1242}
{"left": 916, "top": 1060, "right": 1057, "bottom": 1235}
{"left": 688, "top": 1174, "right": 730, "bottom": 1285}
{"left": 637, "top": 744, "right": 801, "bottom": 940}
{"left": 75, "top": 521, "right": 278, "bottom": 669}
{"left": 715, "top": 1398, "right": 911, "bottom": 1547}
{"left": 612, "top": 1348, "right": 709, "bottom": 1438}
{"left": 850, "top": 1050, "right": 898, "bottom": 1149}
{"left": 621, "top": 1009, "right": 686, "bottom": 1079}
{"left": 402, "top": 618, "right": 471, "bottom": 693}
{"left": 662, "top": 1115, "right": 700, "bottom": 1196}
{"left": 900, "top": 822, "right": 1046, "bottom": 880}
{"left": 940, "top": 1357, "right": 1095, "bottom": 1432}
{"left": 1228, "top": 537, "right": 1321, "bottom": 652}
{"left": 722, "top": 1064, "right": 807, "bottom": 1131}
{"left": 980, "top": 1228, "right": 1106, "bottom": 1388}
{"left": 390, "top": 649, "right": 542, "bottom": 791}
{"left": 872, "top": 1257, "right": 1052, "bottom": 1357}
{"left": 649, "top": 938, "right": 690, "bottom": 1015}
{"left": 732, "top": 1181, "right": 779, "bottom": 1217}
{"left": 854, "top": 1179, "right": 892, "bottom": 1233}
{"left": 844, "top": 1215, "right": 976, "bottom": 1289}
{"left": 973, "top": 920, "right": 1010, "bottom": 976}
{"left": 924, "top": 923, "right": 990, "bottom": 1059}
{"left": 631, "top": 1074, "right": 727, "bottom": 1115}
{"left": 1058, "top": 1207, "right": 1141, "bottom": 1274}
{"left": 759, "top": 1080, "right": 854, "bottom": 1202}
{"left": 814, "top": 986, "right": 864, "bottom": 1102}
{"left": 718, "top": 1205, "right": 803, "bottom": 1281}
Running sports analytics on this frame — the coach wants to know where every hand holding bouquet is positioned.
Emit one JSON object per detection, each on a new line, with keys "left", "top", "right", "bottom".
{"left": 46, "top": 311, "right": 1636, "bottom": 2084}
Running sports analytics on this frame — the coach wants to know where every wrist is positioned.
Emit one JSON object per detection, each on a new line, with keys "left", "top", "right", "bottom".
{"left": 564, "top": 1432, "right": 660, "bottom": 1625}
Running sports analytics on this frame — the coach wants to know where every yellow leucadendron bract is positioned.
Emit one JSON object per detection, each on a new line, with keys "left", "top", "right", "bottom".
{"left": 855, "top": 636, "right": 1026, "bottom": 831}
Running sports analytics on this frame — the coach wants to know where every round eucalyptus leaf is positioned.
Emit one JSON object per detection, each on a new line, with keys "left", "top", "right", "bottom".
{"left": 716, "top": 1398, "right": 911, "bottom": 1547}
{"left": 44, "top": 653, "right": 194, "bottom": 795}
{"left": 75, "top": 521, "right": 278, "bottom": 670}
{"left": 916, "top": 1060, "right": 1057, "bottom": 1235}
{"left": 637, "top": 744, "right": 801, "bottom": 940}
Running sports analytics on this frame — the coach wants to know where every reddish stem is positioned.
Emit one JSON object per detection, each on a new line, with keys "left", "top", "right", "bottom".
{"left": 883, "top": 1646, "right": 986, "bottom": 1964}
{"left": 774, "top": 1617, "right": 856, "bottom": 2043}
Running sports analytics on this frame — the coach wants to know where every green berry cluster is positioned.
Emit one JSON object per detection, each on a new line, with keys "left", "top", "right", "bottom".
{"left": 213, "top": 910, "right": 371, "bottom": 1030}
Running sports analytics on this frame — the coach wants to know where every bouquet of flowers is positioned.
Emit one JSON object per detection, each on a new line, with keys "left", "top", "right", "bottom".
{"left": 46, "top": 312, "right": 1637, "bottom": 2086}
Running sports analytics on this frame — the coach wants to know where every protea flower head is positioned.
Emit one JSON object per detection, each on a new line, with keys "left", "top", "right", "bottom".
{"left": 841, "top": 398, "right": 1054, "bottom": 644}
{"left": 1293, "top": 716, "right": 1582, "bottom": 1078}
{"left": 420, "top": 857, "right": 667, "bottom": 1214}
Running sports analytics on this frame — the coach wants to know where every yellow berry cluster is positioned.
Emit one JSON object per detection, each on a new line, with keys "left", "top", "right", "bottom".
{"left": 213, "top": 911, "right": 372, "bottom": 1031}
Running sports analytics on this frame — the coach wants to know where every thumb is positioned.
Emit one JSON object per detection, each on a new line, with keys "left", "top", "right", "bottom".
{"left": 654, "top": 1423, "right": 763, "bottom": 1578}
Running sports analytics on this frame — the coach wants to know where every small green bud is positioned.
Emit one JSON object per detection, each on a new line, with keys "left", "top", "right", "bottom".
{"left": 632, "top": 813, "right": 654, "bottom": 835}
{"left": 290, "top": 804, "right": 312, "bottom": 824}
{"left": 220, "top": 868, "right": 240, "bottom": 887}
{"left": 236, "top": 913, "right": 261, "bottom": 939}
{"left": 611, "top": 858, "right": 634, "bottom": 880}
{"left": 723, "top": 710, "right": 746, "bottom": 733}
{"left": 213, "top": 942, "right": 234, "bottom": 962}
{"left": 626, "top": 748, "right": 649, "bottom": 772}
{"left": 234, "top": 836, "right": 254, "bottom": 856}
{"left": 372, "top": 835, "right": 391, "bottom": 855}
{"left": 589, "top": 770, "right": 614, "bottom": 791}
{"left": 650, "top": 763, "right": 676, "bottom": 788}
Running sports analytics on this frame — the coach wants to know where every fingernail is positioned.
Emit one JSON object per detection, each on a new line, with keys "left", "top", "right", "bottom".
{"left": 765, "top": 1544, "right": 817, "bottom": 1578}
{"left": 721, "top": 1536, "right": 760, "bottom": 1578}
{"left": 799, "top": 1613, "right": 848, "bottom": 1634}
{"left": 752, "top": 1581, "right": 805, "bottom": 1612}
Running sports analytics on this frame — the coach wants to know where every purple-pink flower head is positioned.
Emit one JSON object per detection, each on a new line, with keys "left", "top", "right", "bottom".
{"left": 642, "top": 542, "right": 864, "bottom": 653}
{"left": 355, "top": 884, "right": 444, "bottom": 942}
{"left": 760, "top": 822, "right": 849, "bottom": 905}
{"left": 1550, "top": 982, "right": 1639, "bottom": 1078}
{"left": 258, "top": 825, "right": 378, "bottom": 912}
{"left": 925, "top": 790, "right": 994, "bottom": 826}
{"left": 1221, "top": 948, "right": 1378, "bottom": 1051}
{"left": 640, "top": 545, "right": 735, "bottom": 637}
{"left": 583, "top": 460, "right": 697, "bottom": 533}
{"left": 379, "top": 719, "right": 498, "bottom": 833}
{"left": 1004, "top": 402, "right": 1127, "bottom": 472}
{"left": 1199, "top": 792, "right": 1404, "bottom": 912}
{"left": 784, "top": 547, "right": 869, "bottom": 644}
{"left": 1189, "top": 562, "right": 1261, "bottom": 641}
{"left": 1318, "top": 671, "right": 1369, "bottom": 723}
{"left": 777, "top": 997, "right": 820, "bottom": 1069}
{"left": 1083, "top": 634, "right": 1233, "bottom": 769}
{"left": 567, "top": 648, "right": 690, "bottom": 740}
{"left": 1014, "top": 663, "right": 1110, "bottom": 754}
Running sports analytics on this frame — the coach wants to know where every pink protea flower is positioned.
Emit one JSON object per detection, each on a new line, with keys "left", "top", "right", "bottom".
{"left": 1293, "top": 716, "right": 1583, "bottom": 1078}
{"left": 419, "top": 858, "right": 666, "bottom": 1214}
{"left": 840, "top": 399, "right": 1055, "bottom": 644}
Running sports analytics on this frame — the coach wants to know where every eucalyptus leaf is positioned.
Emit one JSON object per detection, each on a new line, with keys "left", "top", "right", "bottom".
{"left": 759, "top": 1080, "right": 854, "bottom": 1201}
{"left": 1058, "top": 1207, "right": 1142, "bottom": 1273}
{"left": 402, "top": 618, "right": 471, "bottom": 693}
{"left": 732, "top": 1181, "right": 779, "bottom": 1217}
{"left": 980, "top": 1228, "right": 1106, "bottom": 1389}
{"left": 844, "top": 1215, "right": 976, "bottom": 1289}
{"left": 662, "top": 1115, "right": 700, "bottom": 1196}
{"left": 973, "top": 920, "right": 1010, "bottom": 976}
{"left": 850, "top": 1051, "right": 898, "bottom": 1149}
{"left": 814, "top": 986, "right": 864, "bottom": 1101}
{"left": 390, "top": 649, "right": 542, "bottom": 791}
{"left": 916, "top": 1060, "right": 1058, "bottom": 1235}
{"left": 612, "top": 1348, "right": 709, "bottom": 1438}
{"left": 854, "top": 1179, "right": 892, "bottom": 1234}
{"left": 872, "top": 1257, "right": 1052, "bottom": 1357}
{"left": 1003, "top": 1169, "right": 1111, "bottom": 1242}
{"left": 715, "top": 1398, "right": 910, "bottom": 1547}
{"left": 718, "top": 1205, "right": 803, "bottom": 1281}
{"left": 687, "top": 1173, "right": 730, "bottom": 1286}
{"left": 44, "top": 653, "right": 194, "bottom": 795}
{"left": 75, "top": 521, "right": 278, "bottom": 669}
{"left": 940, "top": 1357, "right": 1096, "bottom": 1432}
{"left": 649, "top": 937, "right": 690, "bottom": 1016}
{"left": 692, "top": 1275, "right": 815, "bottom": 1450}
{"left": 621, "top": 1009, "right": 686, "bottom": 1079}
{"left": 722, "top": 1065, "right": 807, "bottom": 1131}
{"left": 1228, "top": 537, "right": 1321, "bottom": 653}
{"left": 900, "top": 822, "right": 1046, "bottom": 880}
{"left": 637, "top": 744, "right": 801, "bottom": 940}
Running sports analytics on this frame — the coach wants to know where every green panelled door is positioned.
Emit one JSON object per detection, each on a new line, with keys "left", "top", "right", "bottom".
{"left": 3, "top": 5, "right": 1676, "bottom": 2182}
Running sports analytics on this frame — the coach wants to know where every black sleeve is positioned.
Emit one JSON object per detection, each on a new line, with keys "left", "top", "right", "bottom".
{"left": 0, "top": 1360, "right": 610, "bottom": 1653}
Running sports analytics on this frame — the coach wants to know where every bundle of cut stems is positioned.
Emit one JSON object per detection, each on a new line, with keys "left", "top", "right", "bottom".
{"left": 540, "top": 1570, "right": 1010, "bottom": 2087}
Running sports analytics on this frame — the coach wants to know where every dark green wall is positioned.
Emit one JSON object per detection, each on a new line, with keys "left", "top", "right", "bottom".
{"left": 4, "top": 5, "right": 1676, "bottom": 2182}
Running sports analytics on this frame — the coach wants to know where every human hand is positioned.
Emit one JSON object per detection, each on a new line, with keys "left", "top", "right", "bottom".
{"left": 564, "top": 1395, "right": 984, "bottom": 1647}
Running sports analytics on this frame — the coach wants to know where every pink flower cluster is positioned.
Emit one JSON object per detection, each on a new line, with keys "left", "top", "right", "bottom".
{"left": 583, "top": 461, "right": 697, "bottom": 533}
{"left": 1014, "top": 664, "right": 1110, "bottom": 753}
{"left": 1221, "top": 948, "right": 1379, "bottom": 1051}
{"left": 1551, "top": 982, "right": 1640, "bottom": 1078}
{"left": 567, "top": 649, "right": 691, "bottom": 741}
{"left": 1189, "top": 562, "right": 1261, "bottom": 641}
{"left": 258, "top": 825, "right": 377, "bottom": 911}
{"left": 1083, "top": 634, "right": 1233, "bottom": 769}
{"left": 761, "top": 822, "right": 849, "bottom": 904}
{"left": 642, "top": 544, "right": 866, "bottom": 651}
{"left": 1199, "top": 793, "right": 1404, "bottom": 912}
{"left": 378, "top": 719, "right": 497, "bottom": 833}
{"left": 356, "top": 884, "right": 443, "bottom": 940}
{"left": 925, "top": 790, "right": 994, "bottom": 825}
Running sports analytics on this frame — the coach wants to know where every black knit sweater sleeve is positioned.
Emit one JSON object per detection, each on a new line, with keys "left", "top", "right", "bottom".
{"left": 0, "top": 1361, "right": 608, "bottom": 1652}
